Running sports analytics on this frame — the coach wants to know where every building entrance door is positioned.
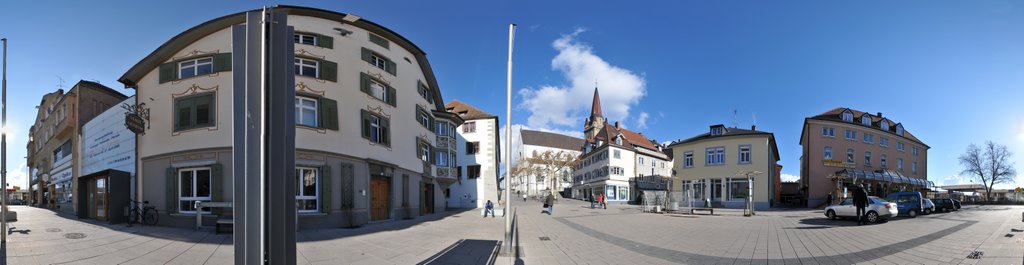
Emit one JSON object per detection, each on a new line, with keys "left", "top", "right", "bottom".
{"left": 95, "top": 177, "right": 107, "bottom": 221}
{"left": 370, "top": 177, "right": 390, "bottom": 221}
{"left": 422, "top": 183, "right": 434, "bottom": 215}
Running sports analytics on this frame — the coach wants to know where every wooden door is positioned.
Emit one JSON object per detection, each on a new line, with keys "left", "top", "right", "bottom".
{"left": 370, "top": 177, "right": 390, "bottom": 221}
{"left": 422, "top": 183, "right": 434, "bottom": 215}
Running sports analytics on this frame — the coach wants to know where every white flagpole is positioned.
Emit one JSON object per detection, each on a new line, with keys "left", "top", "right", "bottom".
{"left": 504, "top": 23, "right": 516, "bottom": 255}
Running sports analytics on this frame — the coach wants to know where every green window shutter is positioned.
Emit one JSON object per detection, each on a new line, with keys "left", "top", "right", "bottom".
{"left": 166, "top": 167, "right": 177, "bottom": 213}
{"left": 360, "top": 48, "right": 373, "bottom": 64}
{"left": 360, "top": 109, "right": 371, "bottom": 139}
{"left": 369, "top": 34, "right": 389, "bottom": 49}
{"left": 317, "top": 34, "right": 333, "bottom": 49}
{"left": 159, "top": 61, "right": 178, "bottom": 83}
{"left": 359, "top": 73, "right": 371, "bottom": 94}
{"left": 210, "top": 163, "right": 223, "bottom": 215}
{"left": 386, "top": 85, "right": 397, "bottom": 106}
{"left": 341, "top": 163, "right": 354, "bottom": 210}
{"left": 319, "top": 60, "right": 337, "bottom": 82}
{"left": 381, "top": 117, "right": 391, "bottom": 146}
{"left": 386, "top": 59, "right": 397, "bottom": 76}
{"left": 212, "top": 53, "right": 232, "bottom": 73}
{"left": 429, "top": 145, "right": 436, "bottom": 164}
{"left": 320, "top": 97, "right": 338, "bottom": 130}
{"left": 320, "top": 165, "right": 331, "bottom": 213}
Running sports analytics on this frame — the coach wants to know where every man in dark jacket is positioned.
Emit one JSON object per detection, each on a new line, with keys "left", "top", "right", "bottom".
{"left": 544, "top": 193, "right": 555, "bottom": 215}
{"left": 853, "top": 185, "right": 869, "bottom": 225}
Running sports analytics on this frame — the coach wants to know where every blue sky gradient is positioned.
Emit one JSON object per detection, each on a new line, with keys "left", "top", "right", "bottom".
{"left": 2, "top": 1, "right": 1023, "bottom": 189}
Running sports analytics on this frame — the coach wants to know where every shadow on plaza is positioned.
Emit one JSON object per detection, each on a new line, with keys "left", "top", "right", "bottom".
{"left": 792, "top": 217, "right": 889, "bottom": 228}
{"left": 417, "top": 208, "right": 524, "bottom": 265}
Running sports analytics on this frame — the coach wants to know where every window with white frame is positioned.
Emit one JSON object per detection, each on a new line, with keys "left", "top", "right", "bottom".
{"left": 295, "top": 58, "right": 319, "bottom": 78}
{"left": 861, "top": 115, "right": 871, "bottom": 125}
{"left": 294, "top": 33, "right": 317, "bottom": 45}
{"left": 420, "top": 142, "right": 430, "bottom": 162}
{"left": 368, "top": 78, "right": 390, "bottom": 103}
{"left": 845, "top": 130, "right": 856, "bottom": 140}
{"left": 179, "top": 167, "right": 211, "bottom": 214}
{"left": 295, "top": 96, "right": 318, "bottom": 127}
{"left": 881, "top": 154, "right": 888, "bottom": 168}
{"left": 706, "top": 147, "right": 725, "bottom": 165}
{"left": 864, "top": 151, "right": 872, "bottom": 166}
{"left": 295, "top": 167, "right": 319, "bottom": 213}
{"left": 898, "top": 158, "right": 904, "bottom": 171}
{"left": 613, "top": 149, "right": 621, "bottom": 159}
{"left": 897, "top": 142, "right": 905, "bottom": 151}
{"left": 739, "top": 145, "right": 751, "bottom": 164}
{"left": 615, "top": 136, "right": 622, "bottom": 145}
{"left": 711, "top": 127, "right": 724, "bottom": 136}
{"left": 684, "top": 151, "right": 692, "bottom": 168}
{"left": 824, "top": 146, "right": 832, "bottom": 160}
{"left": 912, "top": 147, "right": 918, "bottom": 156}
{"left": 881, "top": 122, "right": 889, "bottom": 131}
{"left": 820, "top": 127, "right": 835, "bottom": 137}
{"left": 880, "top": 137, "right": 889, "bottom": 147}
{"left": 895, "top": 125, "right": 904, "bottom": 136}
{"left": 842, "top": 111, "right": 853, "bottom": 122}
{"left": 912, "top": 162, "right": 918, "bottom": 174}
{"left": 462, "top": 121, "right": 476, "bottom": 133}
{"left": 370, "top": 115, "right": 383, "bottom": 143}
{"left": 639, "top": 156, "right": 644, "bottom": 165}
{"left": 179, "top": 57, "right": 213, "bottom": 79}
{"left": 863, "top": 133, "right": 873, "bottom": 144}
{"left": 371, "top": 53, "right": 389, "bottom": 72}
{"left": 846, "top": 149, "right": 855, "bottom": 163}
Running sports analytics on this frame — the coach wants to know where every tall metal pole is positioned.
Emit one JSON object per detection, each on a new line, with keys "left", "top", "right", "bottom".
{"left": 2, "top": 37, "right": 8, "bottom": 243}
{"left": 504, "top": 23, "right": 516, "bottom": 254}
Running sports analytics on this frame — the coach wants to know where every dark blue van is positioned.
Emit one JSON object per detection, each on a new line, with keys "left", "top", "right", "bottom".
{"left": 885, "top": 191, "right": 923, "bottom": 218}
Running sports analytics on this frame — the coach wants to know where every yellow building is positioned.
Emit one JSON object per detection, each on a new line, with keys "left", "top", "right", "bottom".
{"left": 668, "top": 125, "right": 779, "bottom": 209}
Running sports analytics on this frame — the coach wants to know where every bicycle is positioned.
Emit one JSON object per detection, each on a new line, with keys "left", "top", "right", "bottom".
{"left": 128, "top": 199, "right": 159, "bottom": 226}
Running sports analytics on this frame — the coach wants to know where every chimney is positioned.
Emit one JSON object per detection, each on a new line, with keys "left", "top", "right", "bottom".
{"left": 876, "top": 112, "right": 882, "bottom": 118}
{"left": 614, "top": 121, "right": 620, "bottom": 128}
{"left": 751, "top": 125, "right": 756, "bottom": 131}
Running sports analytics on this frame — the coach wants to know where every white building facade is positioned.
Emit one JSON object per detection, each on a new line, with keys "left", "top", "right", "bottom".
{"left": 445, "top": 100, "right": 500, "bottom": 208}
{"left": 517, "top": 130, "right": 584, "bottom": 198}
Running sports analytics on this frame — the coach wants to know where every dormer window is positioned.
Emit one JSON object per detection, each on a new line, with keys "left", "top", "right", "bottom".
{"left": 841, "top": 110, "right": 854, "bottom": 122}
{"left": 895, "top": 124, "right": 904, "bottom": 136}
{"left": 710, "top": 126, "right": 724, "bottom": 136}
{"left": 880, "top": 120, "right": 889, "bottom": 131}
{"left": 861, "top": 115, "right": 871, "bottom": 126}
{"left": 615, "top": 136, "right": 623, "bottom": 145}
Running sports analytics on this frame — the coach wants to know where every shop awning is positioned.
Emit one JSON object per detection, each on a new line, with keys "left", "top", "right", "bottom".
{"left": 834, "top": 169, "right": 929, "bottom": 187}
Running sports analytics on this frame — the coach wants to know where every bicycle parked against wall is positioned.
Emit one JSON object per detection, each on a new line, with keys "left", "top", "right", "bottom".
{"left": 128, "top": 199, "right": 159, "bottom": 226}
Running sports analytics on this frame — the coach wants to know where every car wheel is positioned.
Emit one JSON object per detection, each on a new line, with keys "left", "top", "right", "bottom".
{"left": 908, "top": 209, "right": 918, "bottom": 218}
{"left": 867, "top": 211, "right": 879, "bottom": 223}
{"left": 924, "top": 208, "right": 932, "bottom": 215}
{"left": 826, "top": 210, "right": 836, "bottom": 220}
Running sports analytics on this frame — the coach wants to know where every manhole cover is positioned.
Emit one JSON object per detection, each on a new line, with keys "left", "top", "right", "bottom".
{"left": 966, "top": 251, "right": 984, "bottom": 259}
{"left": 538, "top": 236, "right": 551, "bottom": 241}
{"left": 46, "top": 228, "right": 61, "bottom": 233}
{"left": 64, "top": 233, "right": 86, "bottom": 239}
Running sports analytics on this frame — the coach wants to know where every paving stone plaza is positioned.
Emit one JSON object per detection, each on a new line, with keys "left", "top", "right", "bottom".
{"left": 3, "top": 198, "right": 1022, "bottom": 264}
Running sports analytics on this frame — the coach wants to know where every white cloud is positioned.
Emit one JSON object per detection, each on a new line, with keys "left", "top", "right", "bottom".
{"left": 518, "top": 28, "right": 646, "bottom": 129}
{"left": 8, "top": 161, "right": 28, "bottom": 190}
{"left": 780, "top": 173, "right": 800, "bottom": 182}
{"left": 636, "top": 112, "right": 650, "bottom": 130}
{"left": 943, "top": 175, "right": 967, "bottom": 186}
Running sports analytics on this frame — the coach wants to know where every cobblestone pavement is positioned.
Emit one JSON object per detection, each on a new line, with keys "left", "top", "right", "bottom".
{"left": 3, "top": 200, "right": 1022, "bottom": 264}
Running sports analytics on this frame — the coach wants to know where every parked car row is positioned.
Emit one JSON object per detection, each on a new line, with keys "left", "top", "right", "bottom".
{"left": 824, "top": 191, "right": 960, "bottom": 224}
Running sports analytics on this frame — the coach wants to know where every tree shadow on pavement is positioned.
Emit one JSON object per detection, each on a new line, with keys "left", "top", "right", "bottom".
{"left": 793, "top": 217, "right": 887, "bottom": 228}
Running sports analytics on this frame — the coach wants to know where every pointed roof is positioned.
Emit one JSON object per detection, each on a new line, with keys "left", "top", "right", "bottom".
{"left": 590, "top": 87, "right": 603, "bottom": 118}
{"left": 445, "top": 99, "right": 496, "bottom": 120}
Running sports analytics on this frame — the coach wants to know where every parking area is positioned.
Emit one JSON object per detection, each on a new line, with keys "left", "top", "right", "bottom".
{"left": 3, "top": 200, "right": 1022, "bottom": 264}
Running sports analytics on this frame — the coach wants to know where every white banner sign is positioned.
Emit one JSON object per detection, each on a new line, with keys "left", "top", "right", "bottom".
{"left": 83, "top": 96, "right": 136, "bottom": 176}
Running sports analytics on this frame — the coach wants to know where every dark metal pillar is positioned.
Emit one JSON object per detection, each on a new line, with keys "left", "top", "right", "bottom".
{"left": 233, "top": 8, "right": 296, "bottom": 264}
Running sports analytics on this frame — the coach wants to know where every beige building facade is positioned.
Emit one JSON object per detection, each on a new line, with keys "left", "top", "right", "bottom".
{"left": 117, "top": 6, "right": 458, "bottom": 229}
{"left": 799, "top": 108, "right": 930, "bottom": 208}
{"left": 669, "top": 125, "right": 779, "bottom": 210}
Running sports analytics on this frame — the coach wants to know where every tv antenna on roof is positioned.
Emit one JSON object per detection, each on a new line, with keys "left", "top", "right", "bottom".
{"left": 57, "top": 77, "right": 64, "bottom": 90}
{"left": 752, "top": 113, "right": 757, "bottom": 128}
{"left": 732, "top": 109, "right": 738, "bottom": 128}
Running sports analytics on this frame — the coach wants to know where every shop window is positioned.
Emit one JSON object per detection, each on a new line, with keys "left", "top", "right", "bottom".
{"left": 295, "top": 167, "right": 319, "bottom": 213}
{"left": 179, "top": 167, "right": 211, "bottom": 214}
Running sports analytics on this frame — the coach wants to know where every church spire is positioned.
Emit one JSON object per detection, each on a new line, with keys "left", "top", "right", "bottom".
{"left": 590, "top": 86, "right": 603, "bottom": 119}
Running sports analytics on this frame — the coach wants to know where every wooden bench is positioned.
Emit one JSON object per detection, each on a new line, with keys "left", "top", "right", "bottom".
{"left": 195, "top": 201, "right": 233, "bottom": 234}
{"left": 690, "top": 208, "right": 714, "bottom": 215}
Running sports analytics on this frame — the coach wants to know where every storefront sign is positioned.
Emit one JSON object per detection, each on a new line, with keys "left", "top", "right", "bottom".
{"left": 125, "top": 113, "right": 145, "bottom": 134}
{"left": 823, "top": 160, "right": 854, "bottom": 168}
{"left": 84, "top": 96, "right": 137, "bottom": 176}
{"left": 50, "top": 166, "right": 73, "bottom": 183}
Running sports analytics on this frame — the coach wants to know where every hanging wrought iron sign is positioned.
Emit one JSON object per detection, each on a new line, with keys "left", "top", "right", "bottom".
{"left": 122, "top": 102, "right": 150, "bottom": 135}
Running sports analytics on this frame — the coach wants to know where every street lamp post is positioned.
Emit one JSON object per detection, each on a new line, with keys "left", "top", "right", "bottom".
{"left": 2, "top": 37, "right": 8, "bottom": 242}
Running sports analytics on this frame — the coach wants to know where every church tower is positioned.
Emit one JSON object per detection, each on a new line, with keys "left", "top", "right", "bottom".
{"left": 584, "top": 87, "right": 606, "bottom": 139}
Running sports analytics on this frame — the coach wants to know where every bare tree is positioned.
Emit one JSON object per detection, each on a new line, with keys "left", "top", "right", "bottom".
{"left": 959, "top": 141, "right": 1017, "bottom": 202}
{"left": 522, "top": 150, "right": 576, "bottom": 197}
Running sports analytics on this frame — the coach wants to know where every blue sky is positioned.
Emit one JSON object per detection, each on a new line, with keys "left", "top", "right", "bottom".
{"left": 2, "top": 1, "right": 1023, "bottom": 189}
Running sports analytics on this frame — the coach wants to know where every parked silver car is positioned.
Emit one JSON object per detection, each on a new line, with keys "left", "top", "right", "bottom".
{"left": 824, "top": 196, "right": 898, "bottom": 223}
{"left": 922, "top": 198, "right": 935, "bottom": 214}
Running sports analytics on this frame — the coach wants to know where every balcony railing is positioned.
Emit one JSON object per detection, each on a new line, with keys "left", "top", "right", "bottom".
{"left": 436, "top": 136, "right": 457, "bottom": 151}
{"left": 435, "top": 167, "right": 457, "bottom": 179}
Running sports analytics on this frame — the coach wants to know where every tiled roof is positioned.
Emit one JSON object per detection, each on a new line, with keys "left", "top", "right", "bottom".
{"left": 809, "top": 107, "right": 927, "bottom": 147}
{"left": 445, "top": 100, "right": 497, "bottom": 120}
{"left": 521, "top": 130, "right": 584, "bottom": 151}
{"left": 668, "top": 125, "right": 780, "bottom": 161}
{"left": 588, "top": 122, "right": 662, "bottom": 153}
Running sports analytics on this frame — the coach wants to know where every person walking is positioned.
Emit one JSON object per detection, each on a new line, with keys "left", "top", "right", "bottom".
{"left": 827, "top": 192, "right": 834, "bottom": 206}
{"left": 853, "top": 185, "right": 869, "bottom": 225}
{"left": 589, "top": 193, "right": 595, "bottom": 209}
{"left": 484, "top": 200, "right": 495, "bottom": 218}
{"left": 544, "top": 193, "right": 555, "bottom": 215}
{"left": 599, "top": 193, "right": 606, "bottom": 209}
{"left": 522, "top": 193, "right": 527, "bottom": 202}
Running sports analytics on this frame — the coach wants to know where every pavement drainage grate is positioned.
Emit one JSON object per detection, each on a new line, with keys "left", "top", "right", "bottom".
{"left": 539, "top": 236, "right": 551, "bottom": 241}
{"left": 45, "top": 228, "right": 62, "bottom": 233}
{"left": 64, "top": 233, "right": 87, "bottom": 239}
{"left": 966, "top": 251, "right": 984, "bottom": 259}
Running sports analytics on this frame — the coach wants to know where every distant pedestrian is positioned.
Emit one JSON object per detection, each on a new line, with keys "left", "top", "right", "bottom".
{"left": 544, "top": 193, "right": 555, "bottom": 215}
{"left": 853, "top": 185, "right": 869, "bottom": 225}
{"left": 523, "top": 193, "right": 527, "bottom": 202}
{"left": 484, "top": 200, "right": 495, "bottom": 218}
{"left": 590, "top": 193, "right": 595, "bottom": 209}
{"left": 599, "top": 193, "right": 606, "bottom": 209}
{"left": 827, "top": 192, "right": 834, "bottom": 206}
